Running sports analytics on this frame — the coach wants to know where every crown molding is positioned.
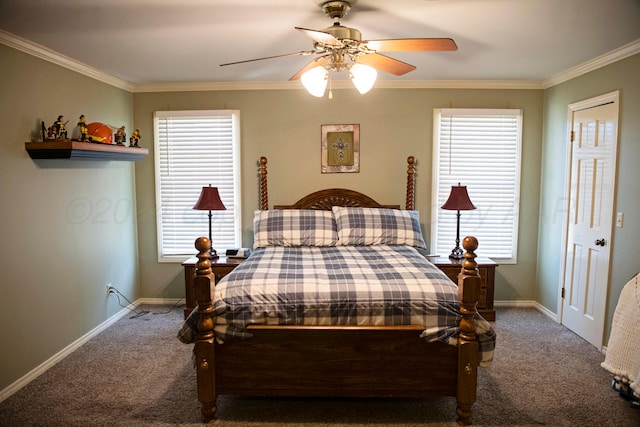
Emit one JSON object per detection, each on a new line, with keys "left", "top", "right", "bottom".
{"left": 134, "top": 79, "right": 543, "bottom": 93}
{"left": 373, "top": 80, "right": 543, "bottom": 90}
{"left": 0, "top": 30, "right": 135, "bottom": 92}
{"left": 133, "top": 81, "right": 299, "bottom": 93}
{"left": 542, "top": 38, "right": 640, "bottom": 89}
{"left": 3, "top": 29, "right": 637, "bottom": 93}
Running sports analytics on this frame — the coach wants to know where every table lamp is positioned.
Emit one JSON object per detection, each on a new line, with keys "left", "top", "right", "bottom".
{"left": 193, "top": 185, "right": 226, "bottom": 258}
{"left": 441, "top": 183, "right": 476, "bottom": 259}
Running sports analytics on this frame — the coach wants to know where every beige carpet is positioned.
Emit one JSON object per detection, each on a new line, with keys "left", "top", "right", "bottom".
{"left": 0, "top": 306, "right": 637, "bottom": 426}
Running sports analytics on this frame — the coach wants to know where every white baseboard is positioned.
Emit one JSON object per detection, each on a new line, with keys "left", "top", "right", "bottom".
{"left": 0, "top": 300, "right": 139, "bottom": 402}
{"left": 495, "top": 300, "right": 558, "bottom": 322}
{"left": 495, "top": 299, "right": 537, "bottom": 308}
{"left": 0, "top": 298, "right": 186, "bottom": 403}
{"left": 137, "top": 297, "right": 184, "bottom": 305}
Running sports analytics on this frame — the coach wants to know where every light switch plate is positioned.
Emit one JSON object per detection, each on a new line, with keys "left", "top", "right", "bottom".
{"left": 616, "top": 212, "right": 624, "bottom": 228}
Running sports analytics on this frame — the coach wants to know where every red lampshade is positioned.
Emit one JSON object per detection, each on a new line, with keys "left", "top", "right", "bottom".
{"left": 193, "top": 185, "right": 226, "bottom": 211}
{"left": 441, "top": 184, "right": 476, "bottom": 211}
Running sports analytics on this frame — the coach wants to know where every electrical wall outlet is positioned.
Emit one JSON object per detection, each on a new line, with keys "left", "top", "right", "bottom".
{"left": 106, "top": 284, "right": 113, "bottom": 296}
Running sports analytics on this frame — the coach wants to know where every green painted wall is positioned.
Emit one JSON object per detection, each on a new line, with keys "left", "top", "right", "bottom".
{"left": 133, "top": 88, "right": 543, "bottom": 305}
{"left": 538, "top": 54, "right": 640, "bottom": 340}
{"left": 0, "top": 44, "right": 137, "bottom": 393}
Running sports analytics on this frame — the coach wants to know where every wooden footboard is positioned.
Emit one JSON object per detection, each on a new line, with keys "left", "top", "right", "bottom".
{"left": 193, "top": 236, "right": 481, "bottom": 425}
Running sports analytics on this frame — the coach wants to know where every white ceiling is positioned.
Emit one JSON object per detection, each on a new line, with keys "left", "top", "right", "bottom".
{"left": 1, "top": 0, "right": 639, "bottom": 88}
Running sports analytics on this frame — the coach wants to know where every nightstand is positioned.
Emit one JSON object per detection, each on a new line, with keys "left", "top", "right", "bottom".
{"left": 428, "top": 256, "right": 498, "bottom": 321}
{"left": 181, "top": 256, "right": 245, "bottom": 319}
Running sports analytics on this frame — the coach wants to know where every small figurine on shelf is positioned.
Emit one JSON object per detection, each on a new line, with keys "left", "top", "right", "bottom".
{"left": 52, "top": 115, "right": 68, "bottom": 139}
{"left": 115, "top": 125, "right": 126, "bottom": 145}
{"left": 129, "top": 128, "right": 141, "bottom": 147}
{"left": 77, "top": 115, "right": 88, "bottom": 141}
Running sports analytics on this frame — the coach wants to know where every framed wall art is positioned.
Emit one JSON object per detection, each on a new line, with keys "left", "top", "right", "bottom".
{"left": 321, "top": 124, "right": 360, "bottom": 173}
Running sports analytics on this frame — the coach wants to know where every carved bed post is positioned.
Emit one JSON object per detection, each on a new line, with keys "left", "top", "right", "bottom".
{"left": 405, "top": 156, "right": 416, "bottom": 210}
{"left": 259, "top": 156, "right": 268, "bottom": 210}
{"left": 193, "top": 237, "right": 217, "bottom": 421}
{"left": 455, "top": 236, "right": 480, "bottom": 426}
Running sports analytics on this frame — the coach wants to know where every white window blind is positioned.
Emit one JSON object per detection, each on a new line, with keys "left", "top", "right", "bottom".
{"left": 432, "top": 109, "right": 522, "bottom": 262}
{"left": 154, "top": 110, "right": 241, "bottom": 261}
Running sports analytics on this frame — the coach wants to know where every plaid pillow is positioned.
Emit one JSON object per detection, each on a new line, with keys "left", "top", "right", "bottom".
{"left": 253, "top": 209, "right": 339, "bottom": 248}
{"left": 332, "top": 206, "right": 427, "bottom": 248}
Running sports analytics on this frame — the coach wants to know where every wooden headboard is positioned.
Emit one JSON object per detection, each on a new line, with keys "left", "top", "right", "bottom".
{"left": 258, "top": 156, "right": 416, "bottom": 210}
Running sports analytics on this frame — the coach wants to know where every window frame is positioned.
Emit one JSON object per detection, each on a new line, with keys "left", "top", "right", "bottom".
{"left": 153, "top": 110, "right": 241, "bottom": 262}
{"left": 431, "top": 108, "right": 523, "bottom": 263}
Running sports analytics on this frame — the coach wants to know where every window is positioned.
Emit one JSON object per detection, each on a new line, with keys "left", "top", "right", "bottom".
{"left": 431, "top": 109, "right": 522, "bottom": 262}
{"left": 154, "top": 110, "right": 241, "bottom": 261}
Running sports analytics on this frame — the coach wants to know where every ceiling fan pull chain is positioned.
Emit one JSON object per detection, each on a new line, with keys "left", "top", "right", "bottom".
{"left": 328, "top": 72, "right": 333, "bottom": 100}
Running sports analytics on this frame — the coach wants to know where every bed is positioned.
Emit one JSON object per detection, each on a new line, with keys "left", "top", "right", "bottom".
{"left": 181, "top": 156, "right": 496, "bottom": 425}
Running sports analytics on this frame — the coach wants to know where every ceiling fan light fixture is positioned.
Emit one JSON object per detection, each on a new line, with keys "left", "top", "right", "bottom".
{"left": 221, "top": 1, "right": 458, "bottom": 96}
{"left": 350, "top": 63, "right": 377, "bottom": 94}
{"left": 301, "top": 66, "right": 328, "bottom": 97}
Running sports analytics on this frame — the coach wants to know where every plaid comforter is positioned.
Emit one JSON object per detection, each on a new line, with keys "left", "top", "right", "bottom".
{"left": 179, "top": 245, "right": 495, "bottom": 367}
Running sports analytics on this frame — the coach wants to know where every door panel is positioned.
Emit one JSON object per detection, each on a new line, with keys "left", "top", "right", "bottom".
{"left": 561, "top": 97, "right": 618, "bottom": 349}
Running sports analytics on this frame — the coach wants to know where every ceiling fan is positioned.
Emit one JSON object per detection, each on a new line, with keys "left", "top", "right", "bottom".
{"left": 220, "top": 1, "right": 458, "bottom": 96}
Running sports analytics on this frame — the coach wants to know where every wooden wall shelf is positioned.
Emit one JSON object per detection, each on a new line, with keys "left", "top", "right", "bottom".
{"left": 25, "top": 140, "right": 148, "bottom": 161}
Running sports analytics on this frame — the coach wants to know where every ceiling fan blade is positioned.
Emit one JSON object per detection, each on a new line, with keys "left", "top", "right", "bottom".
{"left": 289, "top": 55, "right": 331, "bottom": 81}
{"left": 295, "top": 27, "right": 343, "bottom": 47}
{"left": 365, "top": 38, "right": 458, "bottom": 52}
{"left": 356, "top": 53, "right": 416, "bottom": 76}
{"left": 220, "top": 51, "right": 315, "bottom": 67}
